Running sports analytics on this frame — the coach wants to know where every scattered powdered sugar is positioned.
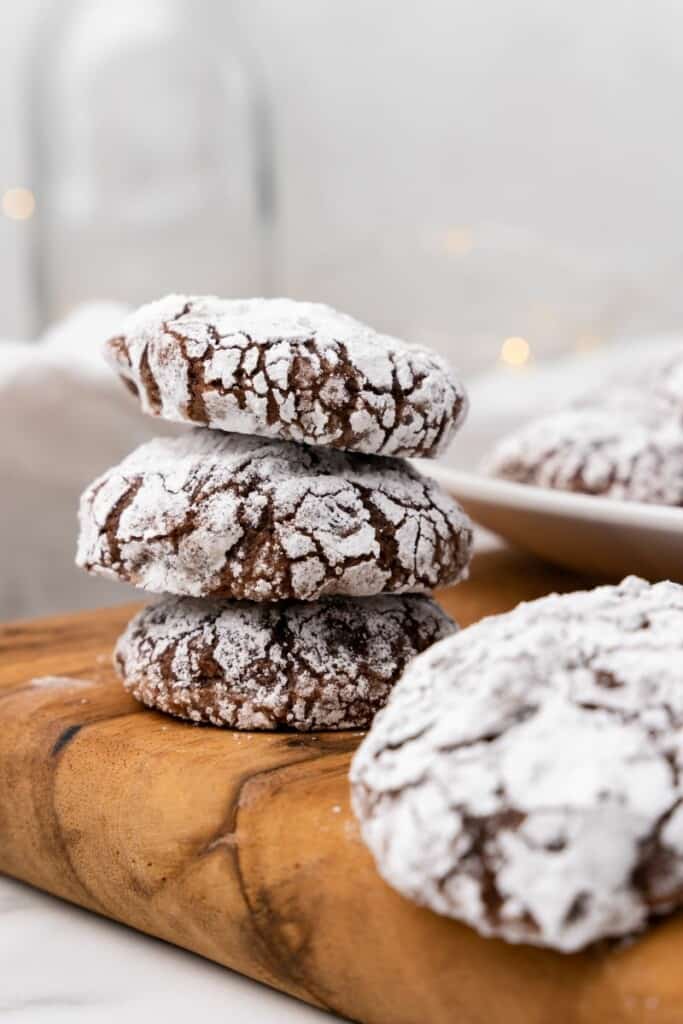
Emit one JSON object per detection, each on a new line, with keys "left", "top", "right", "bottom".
{"left": 30, "top": 676, "right": 94, "bottom": 689}
{"left": 351, "top": 576, "right": 683, "bottom": 952}
{"left": 76, "top": 429, "right": 472, "bottom": 601}
{"left": 482, "top": 407, "right": 683, "bottom": 504}
{"left": 104, "top": 295, "right": 468, "bottom": 458}
{"left": 115, "top": 593, "right": 457, "bottom": 731}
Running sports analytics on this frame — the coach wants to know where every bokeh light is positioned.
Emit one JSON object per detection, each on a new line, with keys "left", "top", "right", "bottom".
{"left": 2, "top": 187, "right": 35, "bottom": 221}
{"left": 576, "top": 332, "right": 602, "bottom": 352}
{"left": 500, "top": 336, "right": 531, "bottom": 367}
{"left": 444, "top": 226, "right": 474, "bottom": 256}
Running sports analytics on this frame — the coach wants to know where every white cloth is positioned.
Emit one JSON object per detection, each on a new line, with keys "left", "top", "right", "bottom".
{"left": 0, "top": 305, "right": 178, "bottom": 621}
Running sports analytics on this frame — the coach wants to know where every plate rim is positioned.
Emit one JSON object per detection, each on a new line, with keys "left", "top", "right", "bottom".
{"left": 426, "top": 464, "right": 683, "bottom": 534}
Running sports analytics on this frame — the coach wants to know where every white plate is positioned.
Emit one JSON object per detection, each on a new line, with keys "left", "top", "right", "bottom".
{"left": 429, "top": 466, "right": 683, "bottom": 583}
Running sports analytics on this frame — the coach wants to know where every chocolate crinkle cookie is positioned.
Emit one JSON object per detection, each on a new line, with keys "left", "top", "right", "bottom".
{"left": 482, "top": 408, "right": 683, "bottom": 505}
{"left": 105, "top": 295, "right": 467, "bottom": 458}
{"left": 351, "top": 577, "right": 683, "bottom": 952}
{"left": 592, "top": 344, "right": 683, "bottom": 421}
{"left": 116, "top": 593, "right": 457, "bottom": 731}
{"left": 76, "top": 429, "right": 472, "bottom": 601}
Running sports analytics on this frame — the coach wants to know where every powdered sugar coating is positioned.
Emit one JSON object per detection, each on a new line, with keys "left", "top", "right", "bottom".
{"left": 105, "top": 295, "right": 468, "bottom": 458}
{"left": 589, "top": 344, "right": 683, "bottom": 420}
{"left": 116, "top": 594, "right": 457, "bottom": 731}
{"left": 642, "top": 347, "right": 683, "bottom": 416}
{"left": 77, "top": 429, "right": 472, "bottom": 601}
{"left": 351, "top": 577, "right": 683, "bottom": 952}
{"left": 483, "top": 408, "right": 683, "bottom": 505}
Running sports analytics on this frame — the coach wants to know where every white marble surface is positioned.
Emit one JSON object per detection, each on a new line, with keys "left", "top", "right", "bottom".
{"left": 0, "top": 875, "right": 335, "bottom": 1023}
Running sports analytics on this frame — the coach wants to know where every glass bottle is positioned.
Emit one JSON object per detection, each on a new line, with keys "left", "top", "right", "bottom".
{"left": 29, "top": 0, "right": 275, "bottom": 328}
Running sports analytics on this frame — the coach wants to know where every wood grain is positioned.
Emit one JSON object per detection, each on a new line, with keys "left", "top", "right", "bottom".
{"left": 1, "top": 549, "right": 681, "bottom": 1023}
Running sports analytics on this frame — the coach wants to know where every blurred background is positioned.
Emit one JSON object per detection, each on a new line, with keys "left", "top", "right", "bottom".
{"left": 2, "top": 0, "right": 683, "bottom": 620}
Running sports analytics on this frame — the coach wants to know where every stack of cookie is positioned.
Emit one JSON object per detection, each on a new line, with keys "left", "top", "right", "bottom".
{"left": 76, "top": 296, "right": 473, "bottom": 730}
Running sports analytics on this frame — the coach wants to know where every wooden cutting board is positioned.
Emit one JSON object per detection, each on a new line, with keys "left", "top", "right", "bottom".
{"left": 2, "top": 548, "right": 682, "bottom": 1024}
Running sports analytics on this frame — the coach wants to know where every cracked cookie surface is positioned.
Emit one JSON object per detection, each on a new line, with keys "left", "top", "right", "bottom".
{"left": 115, "top": 594, "right": 457, "bottom": 730}
{"left": 76, "top": 429, "right": 472, "bottom": 601}
{"left": 483, "top": 408, "right": 683, "bottom": 505}
{"left": 105, "top": 294, "right": 468, "bottom": 458}
{"left": 351, "top": 577, "right": 683, "bottom": 952}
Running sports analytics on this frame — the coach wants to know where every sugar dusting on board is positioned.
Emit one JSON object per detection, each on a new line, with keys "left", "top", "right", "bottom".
{"left": 30, "top": 676, "right": 94, "bottom": 689}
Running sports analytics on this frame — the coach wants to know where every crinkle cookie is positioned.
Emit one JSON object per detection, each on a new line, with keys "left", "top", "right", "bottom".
{"left": 351, "top": 577, "right": 683, "bottom": 952}
{"left": 77, "top": 430, "right": 472, "bottom": 601}
{"left": 594, "top": 345, "right": 683, "bottom": 421}
{"left": 482, "top": 408, "right": 683, "bottom": 505}
{"left": 105, "top": 295, "right": 467, "bottom": 458}
{"left": 115, "top": 594, "right": 457, "bottom": 731}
